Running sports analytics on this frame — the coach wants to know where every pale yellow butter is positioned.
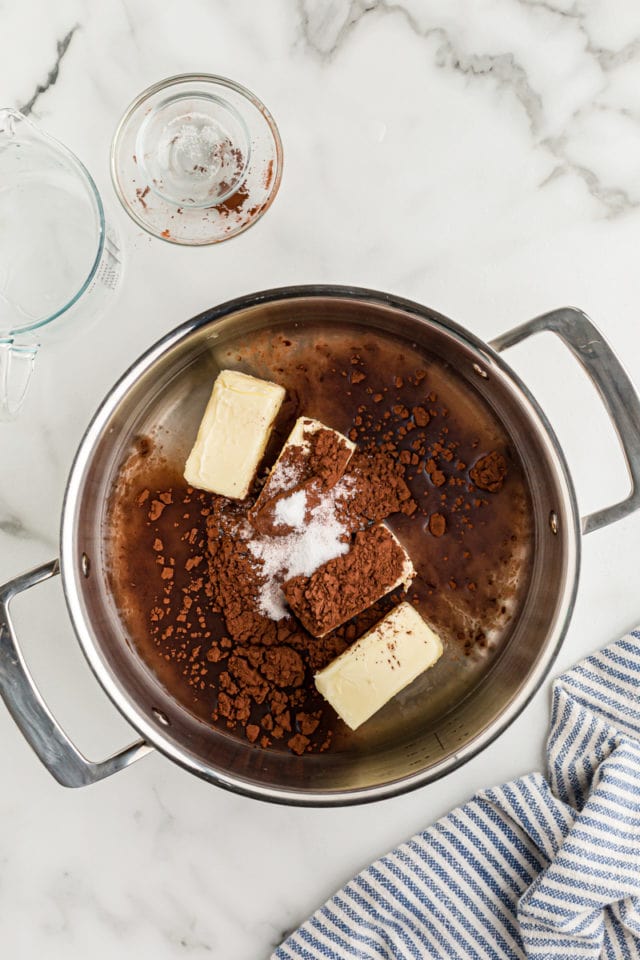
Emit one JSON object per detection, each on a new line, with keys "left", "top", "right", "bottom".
{"left": 387, "top": 527, "right": 417, "bottom": 592}
{"left": 184, "top": 370, "right": 285, "bottom": 499}
{"left": 314, "top": 602, "right": 443, "bottom": 730}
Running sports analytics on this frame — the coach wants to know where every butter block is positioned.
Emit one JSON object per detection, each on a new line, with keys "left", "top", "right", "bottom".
{"left": 315, "top": 602, "right": 443, "bottom": 730}
{"left": 254, "top": 416, "right": 355, "bottom": 511}
{"left": 184, "top": 370, "right": 285, "bottom": 499}
{"left": 282, "top": 523, "right": 415, "bottom": 638}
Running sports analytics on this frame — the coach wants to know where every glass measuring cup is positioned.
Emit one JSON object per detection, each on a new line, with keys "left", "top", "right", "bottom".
{"left": 0, "top": 109, "right": 122, "bottom": 417}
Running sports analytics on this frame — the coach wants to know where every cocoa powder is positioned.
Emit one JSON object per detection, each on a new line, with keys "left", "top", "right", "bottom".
{"left": 429, "top": 513, "right": 447, "bottom": 537}
{"left": 282, "top": 525, "right": 409, "bottom": 637}
{"left": 339, "top": 449, "right": 416, "bottom": 526}
{"left": 470, "top": 451, "right": 508, "bottom": 492}
{"left": 108, "top": 332, "right": 532, "bottom": 759}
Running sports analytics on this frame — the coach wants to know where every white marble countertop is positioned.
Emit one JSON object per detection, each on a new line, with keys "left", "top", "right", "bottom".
{"left": 3, "top": 1, "right": 640, "bottom": 956}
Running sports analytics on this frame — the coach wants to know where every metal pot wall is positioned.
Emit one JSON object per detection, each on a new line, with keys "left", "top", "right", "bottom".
{"left": 2, "top": 287, "right": 640, "bottom": 805}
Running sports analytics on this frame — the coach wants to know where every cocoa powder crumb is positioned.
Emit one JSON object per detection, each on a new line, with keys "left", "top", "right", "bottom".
{"left": 246, "top": 724, "right": 260, "bottom": 743}
{"left": 296, "top": 712, "right": 320, "bottom": 736}
{"left": 413, "top": 406, "right": 430, "bottom": 427}
{"left": 470, "top": 451, "right": 507, "bottom": 492}
{"left": 288, "top": 733, "right": 310, "bottom": 755}
{"left": 149, "top": 500, "right": 167, "bottom": 521}
{"left": 429, "top": 513, "right": 447, "bottom": 537}
{"left": 206, "top": 644, "right": 225, "bottom": 662}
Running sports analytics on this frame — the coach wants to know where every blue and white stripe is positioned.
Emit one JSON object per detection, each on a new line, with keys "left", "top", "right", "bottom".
{"left": 274, "top": 629, "right": 640, "bottom": 959}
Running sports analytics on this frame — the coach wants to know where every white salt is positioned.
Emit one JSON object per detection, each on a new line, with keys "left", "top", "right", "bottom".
{"left": 247, "top": 485, "right": 353, "bottom": 621}
{"left": 264, "top": 458, "right": 303, "bottom": 498}
{"left": 274, "top": 489, "right": 308, "bottom": 529}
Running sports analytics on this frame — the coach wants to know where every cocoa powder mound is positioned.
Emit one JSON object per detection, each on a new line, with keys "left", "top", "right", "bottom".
{"left": 207, "top": 500, "right": 277, "bottom": 646}
{"left": 261, "top": 646, "right": 305, "bottom": 687}
{"left": 340, "top": 449, "right": 416, "bottom": 525}
{"left": 307, "top": 424, "right": 353, "bottom": 487}
{"left": 282, "top": 525, "right": 409, "bottom": 637}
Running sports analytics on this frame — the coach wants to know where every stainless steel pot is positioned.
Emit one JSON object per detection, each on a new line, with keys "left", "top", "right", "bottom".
{"left": 2, "top": 287, "right": 640, "bottom": 805}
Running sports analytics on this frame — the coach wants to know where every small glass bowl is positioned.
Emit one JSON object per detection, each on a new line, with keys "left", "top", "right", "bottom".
{"left": 110, "top": 74, "right": 283, "bottom": 246}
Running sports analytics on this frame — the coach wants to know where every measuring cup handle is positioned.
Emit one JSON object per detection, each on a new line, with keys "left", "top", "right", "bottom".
{"left": 0, "top": 339, "right": 39, "bottom": 419}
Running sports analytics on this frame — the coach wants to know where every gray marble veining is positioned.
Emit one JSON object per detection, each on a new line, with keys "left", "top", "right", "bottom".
{"left": 19, "top": 25, "right": 79, "bottom": 116}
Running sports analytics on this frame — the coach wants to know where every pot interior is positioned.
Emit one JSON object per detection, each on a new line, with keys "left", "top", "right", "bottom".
{"left": 62, "top": 290, "right": 578, "bottom": 803}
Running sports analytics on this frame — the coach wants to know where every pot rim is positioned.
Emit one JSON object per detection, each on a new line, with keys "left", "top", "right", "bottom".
{"left": 60, "top": 284, "right": 581, "bottom": 805}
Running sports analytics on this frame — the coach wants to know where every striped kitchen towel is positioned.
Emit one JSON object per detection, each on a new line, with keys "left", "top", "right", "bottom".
{"left": 274, "top": 630, "right": 640, "bottom": 959}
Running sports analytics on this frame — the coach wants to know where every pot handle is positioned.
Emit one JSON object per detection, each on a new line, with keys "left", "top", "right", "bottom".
{"left": 0, "top": 559, "right": 153, "bottom": 787}
{"left": 490, "top": 307, "right": 640, "bottom": 534}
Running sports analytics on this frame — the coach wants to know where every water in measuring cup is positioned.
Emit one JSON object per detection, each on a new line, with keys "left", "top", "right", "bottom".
{"left": 0, "top": 165, "right": 100, "bottom": 334}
